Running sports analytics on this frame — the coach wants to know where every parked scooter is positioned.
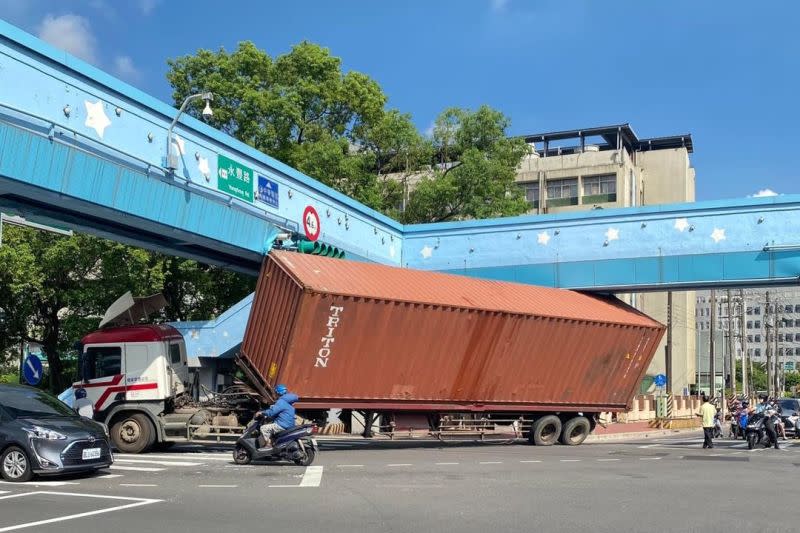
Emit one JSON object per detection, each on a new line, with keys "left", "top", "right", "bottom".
{"left": 233, "top": 418, "right": 318, "bottom": 466}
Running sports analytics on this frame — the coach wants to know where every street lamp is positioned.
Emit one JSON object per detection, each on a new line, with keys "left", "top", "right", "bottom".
{"left": 166, "top": 92, "right": 213, "bottom": 171}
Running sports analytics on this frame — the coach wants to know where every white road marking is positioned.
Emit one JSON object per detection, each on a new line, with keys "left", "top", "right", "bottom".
{"left": 519, "top": 460, "right": 541, "bottom": 463}
{"left": 300, "top": 466, "right": 324, "bottom": 487}
{"left": 336, "top": 464, "right": 364, "bottom": 468}
{"left": 198, "top": 485, "right": 238, "bottom": 488}
{"left": 387, "top": 463, "right": 413, "bottom": 467}
{"left": 0, "top": 491, "right": 8, "bottom": 495}
{"left": 116, "top": 453, "right": 231, "bottom": 462}
{"left": 435, "top": 462, "right": 459, "bottom": 465}
{"left": 638, "top": 444, "right": 662, "bottom": 449}
{"left": 0, "top": 491, "right": 160, "bottom": 532}
{"left": 119, "top": 484, "right": 158, "bottom": 487}
{"left": 0, "top": 481, "right": 78, "bottom": 487}
{"left": 96, "top": 474, "right": 123, "bottom": 479}
{"left": 109, "top": 465, "right": 164, "bottom": 472}
{"left": 597, "top": 458, "right": 621, "bottom": 462}
{"left": 479, "top": 461, "right": 503, "bottom": 464}
{"left": 114, "top": 459, "right": 204, "bottom": 467}
{"left": 639, "top": 457, "right": 662, "bottom": 461}
{"left": 269, "top": 465, "right": 325, "bottom": 488}
{"left": 560, "top": 459, "right": 581, "bottom": 462}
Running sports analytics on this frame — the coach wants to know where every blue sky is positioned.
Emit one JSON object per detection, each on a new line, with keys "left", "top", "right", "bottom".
{"left": 1, "top": 0, "right": 798, "bottom": 201}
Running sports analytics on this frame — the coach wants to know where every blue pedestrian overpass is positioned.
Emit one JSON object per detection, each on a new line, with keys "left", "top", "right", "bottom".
{"left": 1, "top": 19, "right": 799, "bottom": 291}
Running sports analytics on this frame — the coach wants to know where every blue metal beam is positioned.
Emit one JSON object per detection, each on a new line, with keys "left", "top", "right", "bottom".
{"left": 1, "top": 20, "right": 799, "bottom": 291}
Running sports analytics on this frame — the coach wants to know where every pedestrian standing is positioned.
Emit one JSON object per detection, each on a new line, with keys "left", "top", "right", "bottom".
{"left": 696, "top": 394, "right": 716, "bottom": 449}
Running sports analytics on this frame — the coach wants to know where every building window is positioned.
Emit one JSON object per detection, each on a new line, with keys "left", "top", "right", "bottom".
{"left": 546, "top": 178, "right": 579, "bottom": 207}
{"left": 522, "top": 182, "right": 539, "bottom": 209}
{"left": 754, "top": 307, "right": 761, "bottom": 315}
{"left": 581, "top": 174, "right": 617, "bottom": 204}
{"left": 754, "top": 334, "right": 761, "bottom": 342}
{"left": 779, "top": 333, "right": 785, "bottom": 342}
{"left": 795, "top": 305, "right": 800, "bottom": 313}
{"left": 747, "top": 321, "right": 753, "bottom": 329}
{"left": 747, "top": 307, "right": 753, "bottom": 315}
{"left": 755, "top": 348, "right": 761, "bottom": 358}
{"left": 754, "top": 320, "right": 761, "bottom": 329}
{"left": 747, "top": 335, "right": 753, "bottom": 342}
{"left": 785, "top": 305, "right": 793, "bottom": 313}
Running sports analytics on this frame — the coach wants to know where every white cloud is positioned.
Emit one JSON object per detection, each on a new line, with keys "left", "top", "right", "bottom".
{"left": 113, "top": 55, "right": 141, "bottom": 82}
{"left": 491, "top": 0, "right": 510, "bottom": 12}
{"left": 137, "top": 0, "right": 160, "bottom": 15}
{"left": 752, "top": 188, "right": 778, "bottom": 197}
{"left": 37, "top": 14, "right": 97, "bottom": 64}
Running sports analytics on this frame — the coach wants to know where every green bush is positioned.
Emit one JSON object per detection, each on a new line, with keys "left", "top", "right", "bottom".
{"left": 0, "top": 373, "right": 19, "bottom": 384}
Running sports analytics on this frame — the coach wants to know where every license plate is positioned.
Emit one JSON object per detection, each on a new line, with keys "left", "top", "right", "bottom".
{"left": 82, "top": 447, "right": 101, "bottom": 460}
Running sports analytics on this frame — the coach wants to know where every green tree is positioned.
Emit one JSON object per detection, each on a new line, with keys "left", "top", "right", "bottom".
{"left": 0, "top": 226, "right": 163, "bottom": 391}
{"left": 402, "top": 105, "right": 530, "bottom": 223}
{"left": 166, "top": 41, "right": 420, "bottom": 212}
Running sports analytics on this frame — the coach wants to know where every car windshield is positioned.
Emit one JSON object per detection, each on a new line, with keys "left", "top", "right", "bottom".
{"left": 0, "top": 388, "right": 77, "bottom": 419}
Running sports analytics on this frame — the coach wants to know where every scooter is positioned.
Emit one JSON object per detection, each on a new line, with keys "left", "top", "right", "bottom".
{"left": 744, "top": 412, "right": 780, "bottom": 449}
{"left": 233, "top": 417, "right": 318, "bottom": 466}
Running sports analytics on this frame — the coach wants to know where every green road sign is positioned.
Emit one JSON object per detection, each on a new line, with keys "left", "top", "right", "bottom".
{"left": 217, "top": 154, "right": 254, "bottom": 202}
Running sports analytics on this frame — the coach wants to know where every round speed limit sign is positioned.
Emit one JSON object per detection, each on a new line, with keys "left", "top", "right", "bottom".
{"left": 303, "top": 205, "right": 321, "bottom": 242}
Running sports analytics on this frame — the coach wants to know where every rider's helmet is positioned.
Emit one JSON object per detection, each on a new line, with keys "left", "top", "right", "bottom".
{"left": 275, "top": 384, "right": 288, "bottom": 396}
{"left": 75, "top": 388, "right": 87, "bottom": 400}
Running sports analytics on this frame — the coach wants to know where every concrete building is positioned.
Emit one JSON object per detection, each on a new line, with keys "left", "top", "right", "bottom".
{"left": 515, "top": 124, "right": 696, "bottom": 394}
{"left": 695, "top": 288, "right": 800, "bottom": 393}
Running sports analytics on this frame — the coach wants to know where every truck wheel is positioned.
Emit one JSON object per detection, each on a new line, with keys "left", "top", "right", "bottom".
{"left": 560, "top": 416, "right": 591, "bottom": 446}
{"left": 111, "top": 413, "right": 155, "bottom": 454}
{"left": 529, "top": 415, "right": 562, "bottom": 446}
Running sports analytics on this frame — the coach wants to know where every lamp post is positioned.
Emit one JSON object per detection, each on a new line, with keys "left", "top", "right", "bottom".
{"left": 166, "top": 92, "right": 213, "bottom": 171}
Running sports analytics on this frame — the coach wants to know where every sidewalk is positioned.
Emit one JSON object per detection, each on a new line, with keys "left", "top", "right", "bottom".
{"left": 586, "top": 420, "right": 701, "bottom": 443}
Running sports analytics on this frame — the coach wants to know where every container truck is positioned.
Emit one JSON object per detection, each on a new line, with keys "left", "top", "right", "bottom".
{"left": 72, "top": 251, "right": 665, "bottom": 453}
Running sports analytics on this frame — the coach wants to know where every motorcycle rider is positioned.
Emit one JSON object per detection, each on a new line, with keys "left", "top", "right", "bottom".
{"left": 763, "top": 401, "right": 781, "bottom": 450}
{"left": 73, "top": 388, "right": 94, "bottom": 419}
{"left": 256, "top": 384, "right": 299, "bottom": 451}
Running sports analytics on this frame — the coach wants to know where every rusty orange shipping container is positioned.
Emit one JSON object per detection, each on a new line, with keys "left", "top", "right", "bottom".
{"left": 241, "top": 251, "right": 665, "bottom": 414}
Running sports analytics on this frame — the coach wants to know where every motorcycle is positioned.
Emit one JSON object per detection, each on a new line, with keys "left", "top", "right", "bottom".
{"left": 233, "top": 417, "right": 318, "bottom": 466}
{"left": 745, "top": 412, "right": 780, "bottom": 449}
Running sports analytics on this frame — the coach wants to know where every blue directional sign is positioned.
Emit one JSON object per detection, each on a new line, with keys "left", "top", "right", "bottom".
{"left": 257, "top": 175, "right": 279, "bottom": 208}
{"left": 22, "top": 354, "right": 43, "bottom": 386}
{"left": 654, "top": 374, "right": 667, "bottom": 387}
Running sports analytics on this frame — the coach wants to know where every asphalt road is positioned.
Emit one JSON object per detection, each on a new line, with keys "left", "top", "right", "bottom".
{"left": 2, "top": 432, "right": 799, "bottom": 533}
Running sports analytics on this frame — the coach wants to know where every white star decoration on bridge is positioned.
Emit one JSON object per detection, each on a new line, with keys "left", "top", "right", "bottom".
{"left": 674, "top": 218, "right": 690, "bottom": 232}
{"left": 420, "top": 245, "right": 433, "bottom": 259}
{"left": 197, "top": 156, "right": 210, "bottom": 180}
{"left": 537, "top": 231, "right": 551, "bottom": 245}
{"left": 711, "top": 228, "right": 726, "bottom": 243}
{"left": 84, "top": 100, "right": 111, "bottom": 138}
{"left": 604, "top": 227, "right": 620, "bottom": 242}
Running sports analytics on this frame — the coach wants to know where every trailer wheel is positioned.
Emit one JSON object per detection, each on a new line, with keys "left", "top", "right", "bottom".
{"left": 529, "top": 415, "right": 562, "bottom": 446}
{"left": 560, "top": 416, "right": 591, "bottom": 446}
{"left": 111, "top": 413, "right": 155, "bottom": 454}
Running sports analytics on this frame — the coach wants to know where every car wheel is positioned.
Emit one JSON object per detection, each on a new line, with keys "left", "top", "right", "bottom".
{"left": 111, "top": 413, "right": 154, "bottom": 454}
{"left": 1, "top": 446, "right": 33, "bottom": 482}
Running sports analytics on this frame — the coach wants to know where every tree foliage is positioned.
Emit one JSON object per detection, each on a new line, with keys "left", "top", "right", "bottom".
{"left": 0, "top": 226, "right": 254, "bottom": 391}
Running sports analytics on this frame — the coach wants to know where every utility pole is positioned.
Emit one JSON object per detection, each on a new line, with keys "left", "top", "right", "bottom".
{"left": 710, "top": 289, "right": 716, "bottom": 397}
{"left": 727, "top": 289, "right": 735, "bottom": 397}
{"left": 766, "top": 291, "right": 772, "bottom": 397}
{"left": 739, "top": 289, "right": 748, "bottom": 397}
{"left": 666, "top": 291, "right": 673, "bottom": 394}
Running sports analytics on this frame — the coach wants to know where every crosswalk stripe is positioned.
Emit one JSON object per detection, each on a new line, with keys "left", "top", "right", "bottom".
{"left": 114, "top": 459, "right": 204, "bottom": 467}
{"left": 110, "top": 465, "right": 164, "bottom": 472}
